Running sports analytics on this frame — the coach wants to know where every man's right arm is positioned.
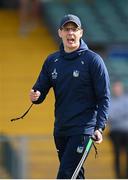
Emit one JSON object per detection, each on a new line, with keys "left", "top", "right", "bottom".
{"left": 30, "top": 60, "right": 52, "bottom": 104}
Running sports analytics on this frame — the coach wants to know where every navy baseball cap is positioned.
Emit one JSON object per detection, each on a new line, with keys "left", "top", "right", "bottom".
{"left": 59, "top": 14, "right": 81, "bottom": 29}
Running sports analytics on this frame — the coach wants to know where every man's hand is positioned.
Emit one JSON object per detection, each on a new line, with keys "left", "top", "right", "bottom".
{"left": 92, "top": 129, "right": 103, "bottom": 144}
{"left": 30, "top": 89, "right": 41, "bottom": 102}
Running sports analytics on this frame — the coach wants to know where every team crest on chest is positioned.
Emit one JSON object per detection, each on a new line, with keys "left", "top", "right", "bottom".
{"left": 73, "top": 70, "right": 79, "bottom": 77}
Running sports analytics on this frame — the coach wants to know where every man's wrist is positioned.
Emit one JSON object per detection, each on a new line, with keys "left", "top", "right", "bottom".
{"left": 95, "top": 127, "right": 103, "bottom": 134}
{"left": 95, "top": 123, "right": 106, "bottom": 134}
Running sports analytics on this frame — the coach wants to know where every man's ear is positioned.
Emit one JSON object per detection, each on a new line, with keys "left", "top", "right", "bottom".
{"left": 58, "top": 29, "right": 62, "bottom": 38}
{"left": 80, "top": 29, "right": 83, "bottom": 38}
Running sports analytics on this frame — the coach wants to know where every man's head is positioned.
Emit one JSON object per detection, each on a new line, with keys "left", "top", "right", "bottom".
{"left": 112, "top": 81, "right": 124, "bottom": 97}
{"left": 58, "top": 14, "right": 83, "bottom": 52}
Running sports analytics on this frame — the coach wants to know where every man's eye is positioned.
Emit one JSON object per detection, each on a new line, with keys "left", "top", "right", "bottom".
{"left": 63, "top": 28, "right": 78, "bottom": 32}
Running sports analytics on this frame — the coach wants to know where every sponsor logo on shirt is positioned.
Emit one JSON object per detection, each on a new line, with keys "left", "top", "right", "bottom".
{"left": 52, "top": 68, "right": 58, "bottom": 79}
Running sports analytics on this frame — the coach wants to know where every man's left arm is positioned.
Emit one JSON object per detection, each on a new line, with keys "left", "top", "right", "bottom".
{"left": 90, "top": 55, "right": 111, "bottom": 143}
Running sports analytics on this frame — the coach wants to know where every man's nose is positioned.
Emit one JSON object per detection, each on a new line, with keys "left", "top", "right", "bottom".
{"left": 68, "top": 28, "right": 74, "bottom": 34}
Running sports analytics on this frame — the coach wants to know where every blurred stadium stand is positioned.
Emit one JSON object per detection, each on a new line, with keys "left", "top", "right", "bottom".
{"left": 106, "top": 45, "right": 128, "bottom": 91}
{"left": 0, "top": 0, "right": 128, "bottom": 178}
{"left": 41, "top": 0, "right": 128, "bottom": 45}
{"left": 0, "top": 134, "right": 21, "bottom": 178}
{"left": 0, "top": 0, "right": 19, "bottom": 8}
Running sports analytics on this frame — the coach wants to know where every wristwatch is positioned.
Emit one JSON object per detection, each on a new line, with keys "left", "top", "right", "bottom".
{"left": 97, "top": 128, "right": 103, "bottom": 134}
{"left": 95, "top": 128, "right": 103, "bottom": 134}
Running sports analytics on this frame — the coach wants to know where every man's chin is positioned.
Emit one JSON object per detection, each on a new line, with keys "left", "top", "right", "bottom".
{"left": 67, "top": 43, "right": 77, "bottom": 49}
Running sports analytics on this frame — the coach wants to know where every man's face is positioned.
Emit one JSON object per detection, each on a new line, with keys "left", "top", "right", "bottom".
{"left": 58, "top": 22, "right": 83, "bottom": 52}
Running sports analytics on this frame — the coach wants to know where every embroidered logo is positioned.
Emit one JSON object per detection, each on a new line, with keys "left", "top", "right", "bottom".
{"left": 54, "top": 58, "right": 59, "bottom": 62}
{"left": 81, "top": 61, "right": 84, "bottom": 64}
{"left": 77, "top": 146, "right": 84, "bottom": 153}
{"left": 73, "top": 70, "right": 79, "bottom": 77}
{"left": 52, "top": 68, "right": 58, "bottom": 79}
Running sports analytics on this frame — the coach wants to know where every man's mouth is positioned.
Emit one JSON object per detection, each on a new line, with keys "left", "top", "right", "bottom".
{"left": 67, "top": 38, "right": 75, "bottom": 44}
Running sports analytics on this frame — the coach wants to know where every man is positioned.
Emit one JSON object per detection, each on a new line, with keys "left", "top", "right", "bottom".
{"left": 109, "top": 81, "right": 128, "bottom": 179}
{"left": 30, "top": 14, "right": 110, "bottom": 179}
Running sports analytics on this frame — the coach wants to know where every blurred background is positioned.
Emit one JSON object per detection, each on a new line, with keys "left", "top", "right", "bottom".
{"left": 0, "top": 0, "right": 128, "bottom": 179}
